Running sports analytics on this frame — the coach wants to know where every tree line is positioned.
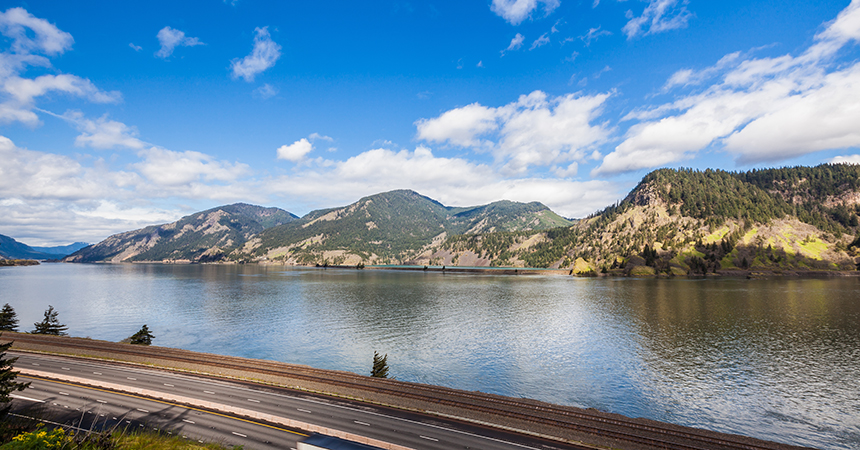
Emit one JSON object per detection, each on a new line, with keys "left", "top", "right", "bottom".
{"left": 0, "top": 303, "right": 154, "bottom": 345}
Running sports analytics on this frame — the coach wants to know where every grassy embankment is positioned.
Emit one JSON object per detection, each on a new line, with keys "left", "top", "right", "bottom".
{"left": 0, "top": 426, "right": 236, "bottom": 450}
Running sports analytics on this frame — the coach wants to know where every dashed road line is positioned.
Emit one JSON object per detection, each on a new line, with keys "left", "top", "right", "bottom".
{"left": 420, "top": 435, "right": 439, "bottom": 442}
{"left": 354, "top": 421, "right": 370, "bottom": 426}
{"left": 232, "top": 432, "right": 247, "bottom": 438}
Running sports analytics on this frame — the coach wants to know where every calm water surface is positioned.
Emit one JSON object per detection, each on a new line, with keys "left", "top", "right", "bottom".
{"left": 1, "top": 263, "right": 858, "bottom": 449}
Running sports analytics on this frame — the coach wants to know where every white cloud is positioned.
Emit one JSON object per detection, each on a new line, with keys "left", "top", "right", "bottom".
{"left": 502, "top": 33, "right": 525, "bottom": 55}
{"left": 268, "top": 146, "right": 621, "bottom": 218}
{"left": 155, "top": 26, "right": 202, "bottom": 59}
{"left": 415, "top": 103, "right": 498, "bottom": 148}
{"left": 596, "top": 0, "right": 860, "bottom": 175}
{"left": 129, "top": 43, "right": 142, "bottom": 52}
{"left": 0, "top": 7, "right": 73, "bottom": 55}
{"left": 62, "top": 111, "right": 147, "bottom": 150}
{"left": 580, "top": 26, "right": 611, "bottom": 46}
{"left": 253, "top": 83, "right": 278, "bottom": 99}
{"left": 0, "top": 8, "right": 121, "bottom": 127}
{"left": 134, "top": 147, "right": 251, "bottom": 186}
{"left": 416, "top": 90, "right": 612, "bottom": 174}
{"left": 623, "top": 0, "right": 692, "bottom": 39}
{"left": 309, "top": 133, "right": 333, "bottom": 142}
{"left": 830, "top": 154, "right": 860, "bottom": 164}
{"left": 530, "top": 33, "right": 550, "bottom": 50}
{"left": 276, "top": 138, "right": 314, "bottom": 162}
{"left": 491, "top": 0, "right": 560, "bottom": 26}
{"left": 231, "top": 27, "right": 281, "bottom": 82}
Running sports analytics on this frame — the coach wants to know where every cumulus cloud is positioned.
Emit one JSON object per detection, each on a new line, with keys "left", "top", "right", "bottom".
{"left": 231, "top": 27, "right": 281, "bottom": 82}
{"left": 62, "top": 112, "right": 147, "bottom": 150}
{"left": 830, "top": 154, "right": 860, "bottom": 164}
{"left": 268, "top": 146, "right": 621, "bottom": 218}
{"left": 623, "top": 0, "right": 692, "bottom": 39}
{"left": 595, "top": 0, "right": 860, "bottom": 175}
{"left": 155, "top": 26, "right": 202, "bottom": 59}
{"left": 416, "top": 90, "right": 612, "bottom": 174}
{"left": 276, "top": 138, "right": 314, "bottom": 162}
{"left": 134, "top": 147, "right": 251, "bottom": 186}
{"left": 491, "top": 0, "right": 560, "bottom": 26}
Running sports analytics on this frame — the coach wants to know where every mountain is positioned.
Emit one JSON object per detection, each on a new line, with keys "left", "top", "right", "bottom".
{"left": 65, "top": 203, "right": 298, "bottom": 263}
{"left": 237, "top": 190, "right": 572, "bottom": 265}
{"left": 439, "top": 164, "right": 860, "bottom": 274}
{"left": 30, "top": 242, "right": 90, "bottom": 256}
{"left": 0, "top": 234, "right": 58, "bottom": 260}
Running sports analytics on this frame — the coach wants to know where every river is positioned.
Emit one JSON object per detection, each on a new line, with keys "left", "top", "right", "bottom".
{"left": 1, "top": 263, "right": 858, "bottom": 449}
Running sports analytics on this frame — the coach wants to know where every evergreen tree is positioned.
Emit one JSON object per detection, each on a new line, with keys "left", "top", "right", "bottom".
{"left": 128, "top": 325, "right": 155, "bottom": 345}
{"left": 371, "top": 351, "right": 389, "bottom": 379}
{"left": 0, "top": 336, "right": 30, "bottom": 420}
{"left": 31, "top": 306, "right": 68, "bottom": 336}
{"left": 0, "top": 304, "right": 17, "bottom": 332}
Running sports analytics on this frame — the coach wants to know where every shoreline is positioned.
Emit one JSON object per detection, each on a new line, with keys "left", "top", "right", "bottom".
{"left": 56, "top": 259, "right": 860, "bottom": 278}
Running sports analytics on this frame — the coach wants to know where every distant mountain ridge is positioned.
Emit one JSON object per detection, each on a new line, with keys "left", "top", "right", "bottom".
{"left": 0, "top": 234, "right": 87, "bottom": 260}
{"left": 65, "top": 191, "right": 571, "bottom": 265}
{"left": 63, "top": 167, "right": 860, "bottom": 274}
{"left": 65, "top": 203, "right": 298, "bottom": 263}
{"left": 238, "top": 189, "right": 571, "bottom": 265}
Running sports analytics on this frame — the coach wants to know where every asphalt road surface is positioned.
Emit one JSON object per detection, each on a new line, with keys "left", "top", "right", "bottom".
{"left": 8, "top": 352, "right": 584, "bottom": 450}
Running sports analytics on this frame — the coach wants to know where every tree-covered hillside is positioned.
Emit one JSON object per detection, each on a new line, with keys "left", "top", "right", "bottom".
{"left": 438, "top": 164, "right": 860, "bottom": 274}
{"left": 239, "top": 190, "right": 571, "bottom": 265}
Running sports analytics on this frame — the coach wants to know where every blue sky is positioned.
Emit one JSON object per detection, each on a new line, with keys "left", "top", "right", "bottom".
{"left": 2, "top": 0, "right": 860, "bottom": 245}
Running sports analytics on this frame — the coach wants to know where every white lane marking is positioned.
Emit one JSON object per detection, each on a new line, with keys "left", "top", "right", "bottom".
{"left": 136, "top": 408, "right": 149, "bottom": 413}
{"left": 93, "top": 372, "right": 102, "bottom": 375}
{"left": 182, "top": 419, "right": 195, "bottom": 424}
{"left": 232, "top": 432, "right": 247, "bottom": 438}
{"left": 247, "top": 398, "right": 260, "bottom": 403}
{"left": 354, "top": 421, "right": 370, "bottom": 426}
{"left": 10, "top": 395, "right": 45, "bottom": 403}
{"left": 97, "top": 400, "right": 107, "bottom": 403}
{"left": 297, "top": 408, "right": 312, "bottom": 414}
{"left": 31, "top": 363, "right": 39, "bottom": 366}
{"left": 420, "top": 436, "right": 439, "bottom": 442}
{"left": 203, "top": 391, "right": 215, "bottom": 394}
{"left": 164, "top": 383, "right": 174, "bottom": 387}
{"left": 61, "top": 367, "right": 70, "bottom": 370}
{"left": 127, "top": 377, "right": 137, "bottom": 380}
{"left": 58, "top": 392, "right": 69, "bottom": 396}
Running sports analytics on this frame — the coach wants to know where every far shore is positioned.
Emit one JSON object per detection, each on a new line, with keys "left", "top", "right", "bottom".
{"left": 52, "top": 259, "right": 860, "bottom": 278}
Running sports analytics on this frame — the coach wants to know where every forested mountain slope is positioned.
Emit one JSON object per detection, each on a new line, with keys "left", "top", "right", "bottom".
{"left": 237, "top": 189, "right": 571, "bottom": 265}
{"left": 437, "top": 165, "right": 860, "bottom": 274}
{"left": 65, "top": 204, "right": 297, "bottom": 263}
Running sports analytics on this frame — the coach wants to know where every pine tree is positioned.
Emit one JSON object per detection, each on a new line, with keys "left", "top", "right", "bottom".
{"left": 0, "top": 336, "right": 30, "bottom": 420}
{"left": 128, "top": 325, "right": 155, "bottom": 345}
{"left": 371, "top": 351, "right": 389, "bottom": 379}
{"left": 0, "top": 304, "right": 17, "bottom": 332}
{"left": 32, "top": 306, "right": 68, "bottom": 336}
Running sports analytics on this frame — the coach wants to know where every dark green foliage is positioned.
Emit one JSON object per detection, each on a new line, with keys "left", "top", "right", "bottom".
{"left": 371, "top": 351, "right": 389, "bottom": 378}
{"left": 128, "top": 325, "right": 154, "bottom": 346}
{"left": 0, "top": 305, "right": 17, "bottom": 332}
{"left": 0, "top": 336, "right": 30, "bottom": 420}
{"left": 252, "top": 190, "right": 570, "bottom": 263}
{"left": 31, "top": 306, "right": 67, "bottom": 336}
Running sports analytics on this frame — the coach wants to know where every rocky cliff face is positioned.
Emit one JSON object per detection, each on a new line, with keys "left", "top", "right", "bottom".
{"left": 64, "top": 203, "right": 297, "bottom": 263}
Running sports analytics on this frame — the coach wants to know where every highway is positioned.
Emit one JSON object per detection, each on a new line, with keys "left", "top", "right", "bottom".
{"left": 8, "top": 352, "right": 585, "bottom": 450}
